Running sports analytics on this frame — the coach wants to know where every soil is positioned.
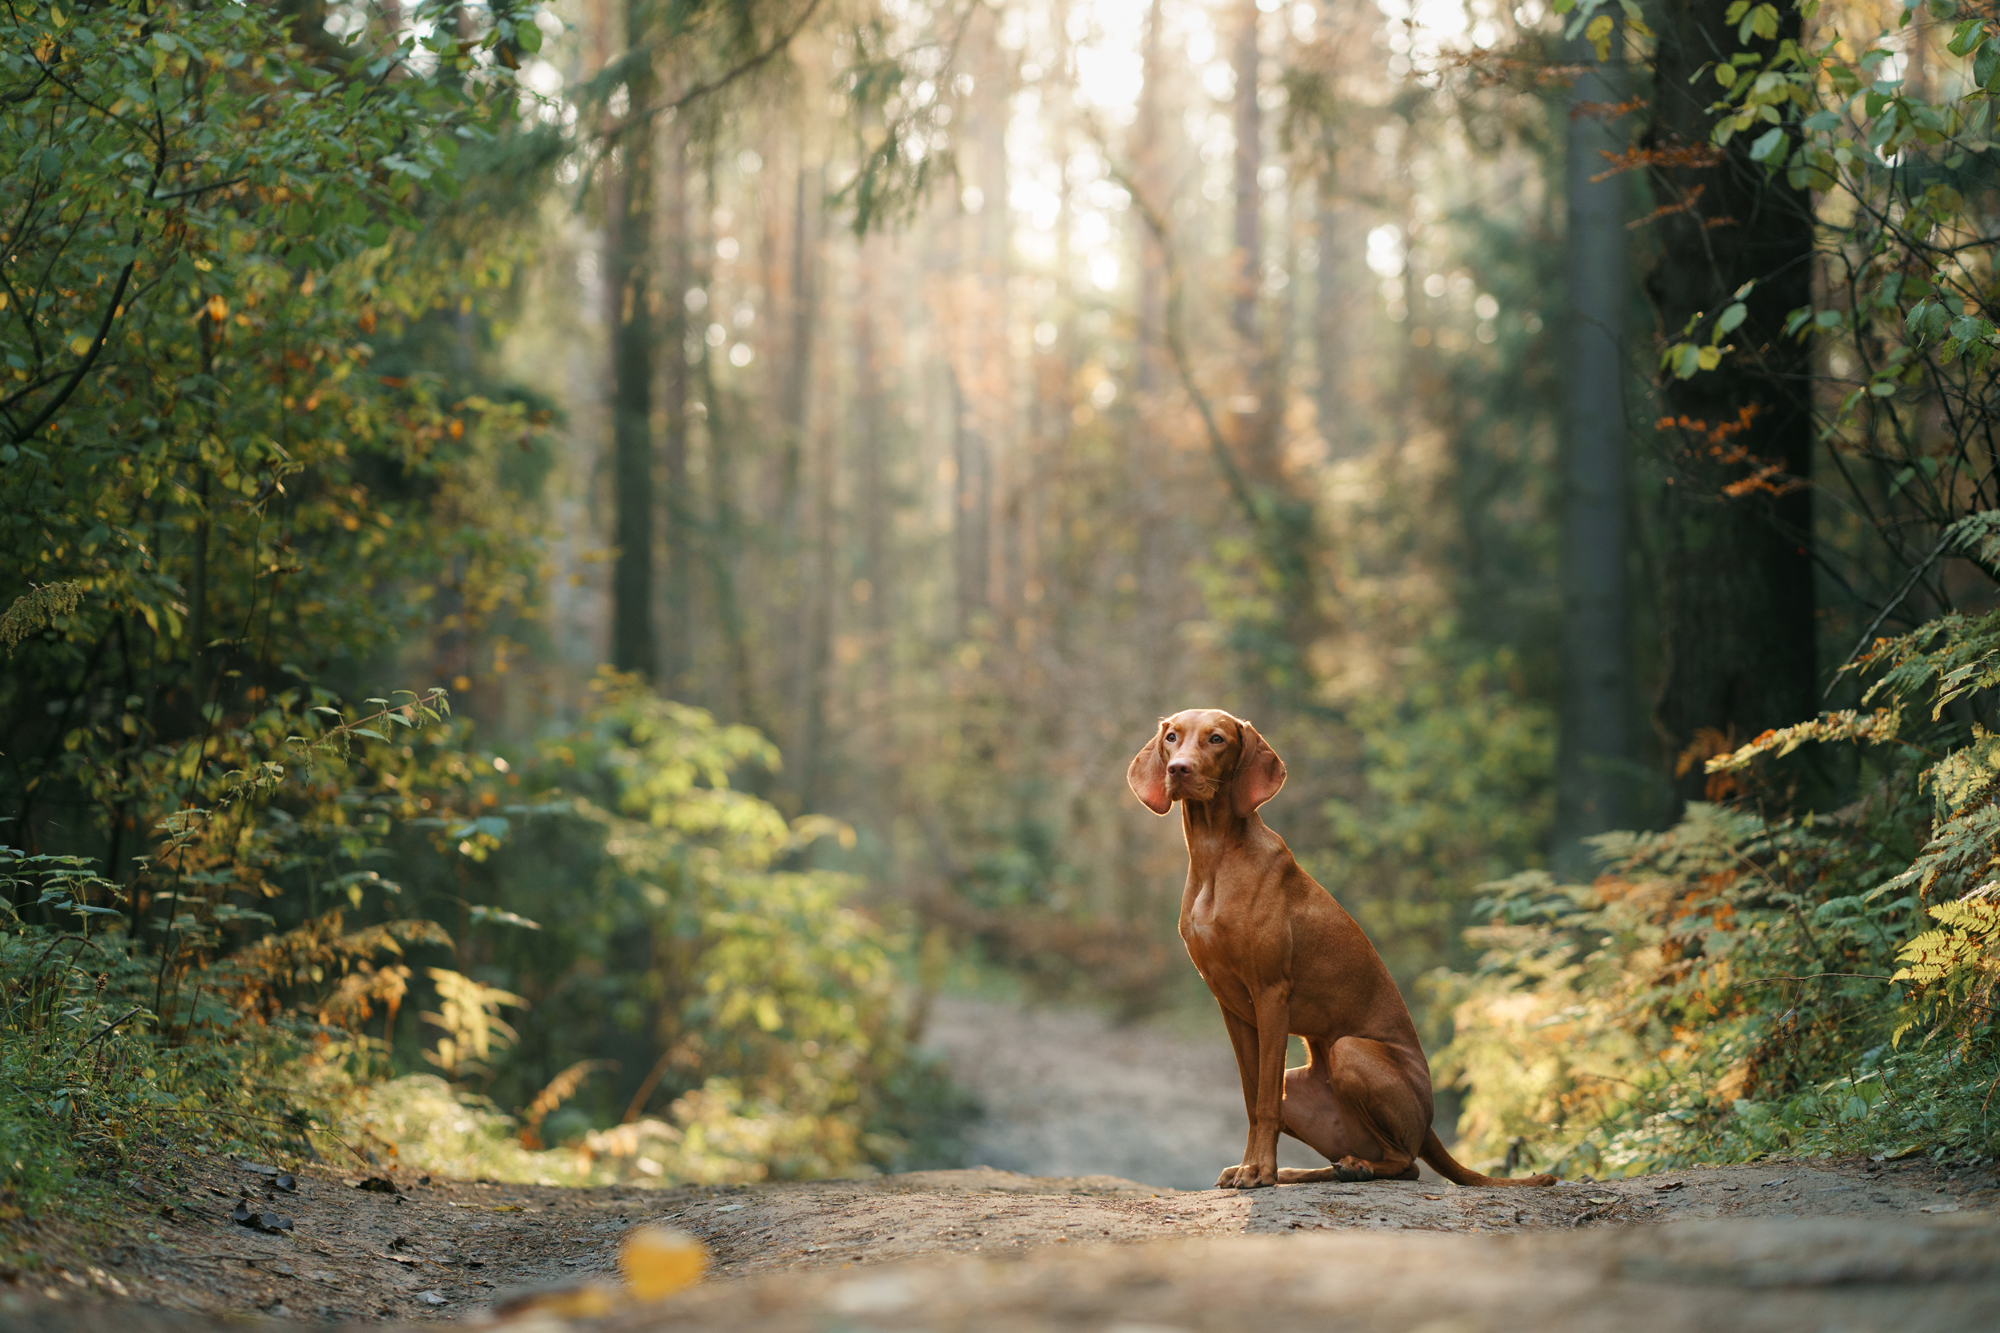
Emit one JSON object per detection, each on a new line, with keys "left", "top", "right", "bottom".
{"left": 2, "top": 997, "right": 1996, "bottom": 1330}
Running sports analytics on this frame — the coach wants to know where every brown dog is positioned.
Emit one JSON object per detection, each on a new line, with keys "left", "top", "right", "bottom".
{"left": 1128, "top": 708, "right": 1555, "bottom": 1189}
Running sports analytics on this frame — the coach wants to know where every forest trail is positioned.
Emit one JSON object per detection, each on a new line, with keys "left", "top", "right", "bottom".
{"left": 4, "top": 996, "right": 1997, "bottom": 1329}
{"left": 3, "top": 1156, "right": 1995, "bottom": 1330}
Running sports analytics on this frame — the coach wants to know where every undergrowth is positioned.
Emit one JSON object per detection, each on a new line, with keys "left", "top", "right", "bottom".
{"left": 1438, "top": 528, "right": 2000, "bottom": 1175}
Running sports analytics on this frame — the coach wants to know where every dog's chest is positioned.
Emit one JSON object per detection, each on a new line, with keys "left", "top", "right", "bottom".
{"left": 1182, "top": 879, "right": 1234, "bottom": 955}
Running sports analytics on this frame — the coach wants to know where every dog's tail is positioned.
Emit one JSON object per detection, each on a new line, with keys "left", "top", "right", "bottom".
{"left": 1419, "top": 1128, "right": 1556, "bottom": 1187}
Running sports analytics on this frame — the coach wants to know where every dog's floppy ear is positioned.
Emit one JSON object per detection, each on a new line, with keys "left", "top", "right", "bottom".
{"left": 1231, "top": 720, "right": 1286, "bottom": 817}
{"left": 1127, "top": 720, "right": 1173, "bottom": 816}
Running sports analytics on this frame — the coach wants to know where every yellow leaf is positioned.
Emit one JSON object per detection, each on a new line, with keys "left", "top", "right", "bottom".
{"left": 619, "top": 1226, "right": 707, "bottom": 1300}
{"left": 207, "top": 294, "right": 228, "bottom": 322}
{"left": 69, "top": 334, "right": 92, "bottom": 356}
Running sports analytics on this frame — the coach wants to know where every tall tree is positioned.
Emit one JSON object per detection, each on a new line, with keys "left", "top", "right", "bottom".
{"left": 1645, "top": 0, "right": 1817, "bottom": 797}
{"left": 660, "top": 120, "right": 696, "bottom": 694}
{"left": 1231, "top": 0, "right": 1263, "bottom": 344}
{"left": 607, "top": 0, "right": 659, "bottom": 680}
{"left": 1553, "top": 30, "right": 1633, "bottom": 875}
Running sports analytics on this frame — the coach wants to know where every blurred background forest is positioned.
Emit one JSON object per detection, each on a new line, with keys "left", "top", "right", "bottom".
{"left": 4, "top": 0, "right": 2000, "bottom": 1204}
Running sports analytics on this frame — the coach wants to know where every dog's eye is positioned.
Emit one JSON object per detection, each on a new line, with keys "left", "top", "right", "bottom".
{"left": 1164, "top": 732, "right": 1177, "bottom": 743}
{"left": 1210, "top": 734, "right": 1223, "bottom": 743}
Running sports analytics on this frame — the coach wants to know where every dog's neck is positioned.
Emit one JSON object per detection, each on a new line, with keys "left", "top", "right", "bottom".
{"left": 1179, "top": 795, "right": 1253, "bottom": 879}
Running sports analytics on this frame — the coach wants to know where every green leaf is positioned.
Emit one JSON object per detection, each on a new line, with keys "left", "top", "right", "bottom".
{"left": 1748, "top": 126, "right": 1788, "bottom": 164}
{"left": 1584, "top": 13, "right": 1614, "bottom": 59}
{"left": 469, "top": 904, "right": 541, "bottom": 930}
{"left": 1716, "top": 302, "right": 1749, "bottom": 335}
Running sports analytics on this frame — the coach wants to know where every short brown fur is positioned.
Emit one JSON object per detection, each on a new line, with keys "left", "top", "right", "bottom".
{"left": 1128, "top": 708, "right": 1555, "bottom": 1189}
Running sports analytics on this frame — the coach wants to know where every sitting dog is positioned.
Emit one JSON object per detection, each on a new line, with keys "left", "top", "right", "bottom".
{"left": 1128, "top": 708, "right": 1555, "bottom": 1188}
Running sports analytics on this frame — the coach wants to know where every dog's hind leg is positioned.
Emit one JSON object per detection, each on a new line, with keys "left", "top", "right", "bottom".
{"left": 1271, "top": 1042, "right": 1423, "bottom": 1182}
{"left": 1279, "top": 1037, "right": 1431, "bottom": 1182}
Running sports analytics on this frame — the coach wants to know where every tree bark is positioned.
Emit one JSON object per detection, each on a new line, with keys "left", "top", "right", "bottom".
{"left": 660, "top": 121, "right": 694, "bottom": 694}
{"left": 607, "top": 4, "right": 658, "bottom": 681}
{"left": 1646, "top": 0, "right": 1818, "bottom": 799}
{"left": 1554, "top": 33, "right": 1633, "bottom": 875}
{"left": 1230, "top": 0, "right": 1262, "bottom": 345}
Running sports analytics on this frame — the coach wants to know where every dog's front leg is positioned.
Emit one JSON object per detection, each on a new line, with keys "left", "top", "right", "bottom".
{"left": 1216, "top": 989, "right": 1289, "bottom": 1188}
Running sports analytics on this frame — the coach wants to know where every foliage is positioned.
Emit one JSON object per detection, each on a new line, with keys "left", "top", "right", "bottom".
{"left": 1439, "top": 594, "right": 2000, "bottom": 1174}
{"left": 0, "top": 849, "right": 382, "bottom": 1217}
{"left": 1314, "top": 647, "right": 1556, "bottom": 1015}
{"left": 0, "top": 0, "right": 950, "bottom": 1217}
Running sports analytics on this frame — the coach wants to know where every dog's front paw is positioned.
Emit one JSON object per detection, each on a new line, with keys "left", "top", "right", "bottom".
{"left": 1215, "top": 1163, "right": 1275, "bottom": 1189}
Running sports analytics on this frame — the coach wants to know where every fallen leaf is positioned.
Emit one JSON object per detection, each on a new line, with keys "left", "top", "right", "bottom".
{"left": 356, "top": 1176, "right": 401, "bottom": 1195}
{"left": 1586, "top": 1196, "right": 1617, "bottom": 1205}
{"left": 712, "top": 1203, "right": 746, "bottom": 1212}
{"left": 619, "top": 1225, "right": 708, "bottom": 1301}
{"left": 1760, "top": 1178, "right": 1790, "bottom": 1189}
{"left": 229, "top": 1202, "right": 293, "bottom": 1233}
{"left": 1421, "top": 1194, "right": 1443, "bottom": 1200}
{"left": 1921, "top": 1203, "right": 1961, "bottom": 1214}
{"left": 1871, "top": 1145, "right": 1923, "bottom": 1162}
{"left": 415, "top": 1290, "right": 447, "bottom": 1306}
{"left": 1653, "top": 1180, "right": 1685, "bottom": 1193}
{"left": 273, "top": 1174, "right": 298, "bottom": 1194}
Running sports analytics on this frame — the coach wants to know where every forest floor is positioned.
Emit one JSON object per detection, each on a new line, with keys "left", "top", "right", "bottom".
{"left": 3, "top": 996, "right": 1997, "bottom": 1330}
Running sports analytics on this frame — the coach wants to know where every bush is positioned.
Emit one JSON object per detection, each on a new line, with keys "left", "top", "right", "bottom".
{"left": 1437, "top": 585, "right": 2000, "bottom": 1175}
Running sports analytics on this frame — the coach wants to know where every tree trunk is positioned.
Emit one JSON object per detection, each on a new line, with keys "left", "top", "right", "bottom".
{"left": 660, "top": 122, "right": 694, "bottom": 694}
{"left": 854, "top": 236, "right": 892, "bottom": 707}
{"left": 1646, "top": 0, "right": 1818, "bottom": 799}
{"left": 951, "top": 368, "right": 991, "bottom": 637}
{"left": 607, "top": 7, "right": 657, "bottom": 681}
{"left": 1553, "top": 33, "right": 1633, "bottom": 876}
{"left": 1134, "top": 0, "right": 1166, "bottom": 402}
{"left": 1230, "top": 0, "right": 1261, "bottom": 345}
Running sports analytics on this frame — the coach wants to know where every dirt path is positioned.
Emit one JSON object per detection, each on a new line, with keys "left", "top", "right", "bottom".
{"left": 2, "top": 1156, "right": 1995, "bottom": 1329}
{"left": 918, "top": 995, "right": 1333, "bottom": 1187}
{"left": 3, "top": 995, "right": 1997, "bottom": 1328}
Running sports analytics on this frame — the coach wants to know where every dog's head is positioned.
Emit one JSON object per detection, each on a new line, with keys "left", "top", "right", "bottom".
{"left": 1126, "top": 709, "right": 1286, "bottom": 818}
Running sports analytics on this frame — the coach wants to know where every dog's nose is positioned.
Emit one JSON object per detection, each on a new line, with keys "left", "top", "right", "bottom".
{"left": 1167, "top": 760, "right": 1192, "bottom": 775}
